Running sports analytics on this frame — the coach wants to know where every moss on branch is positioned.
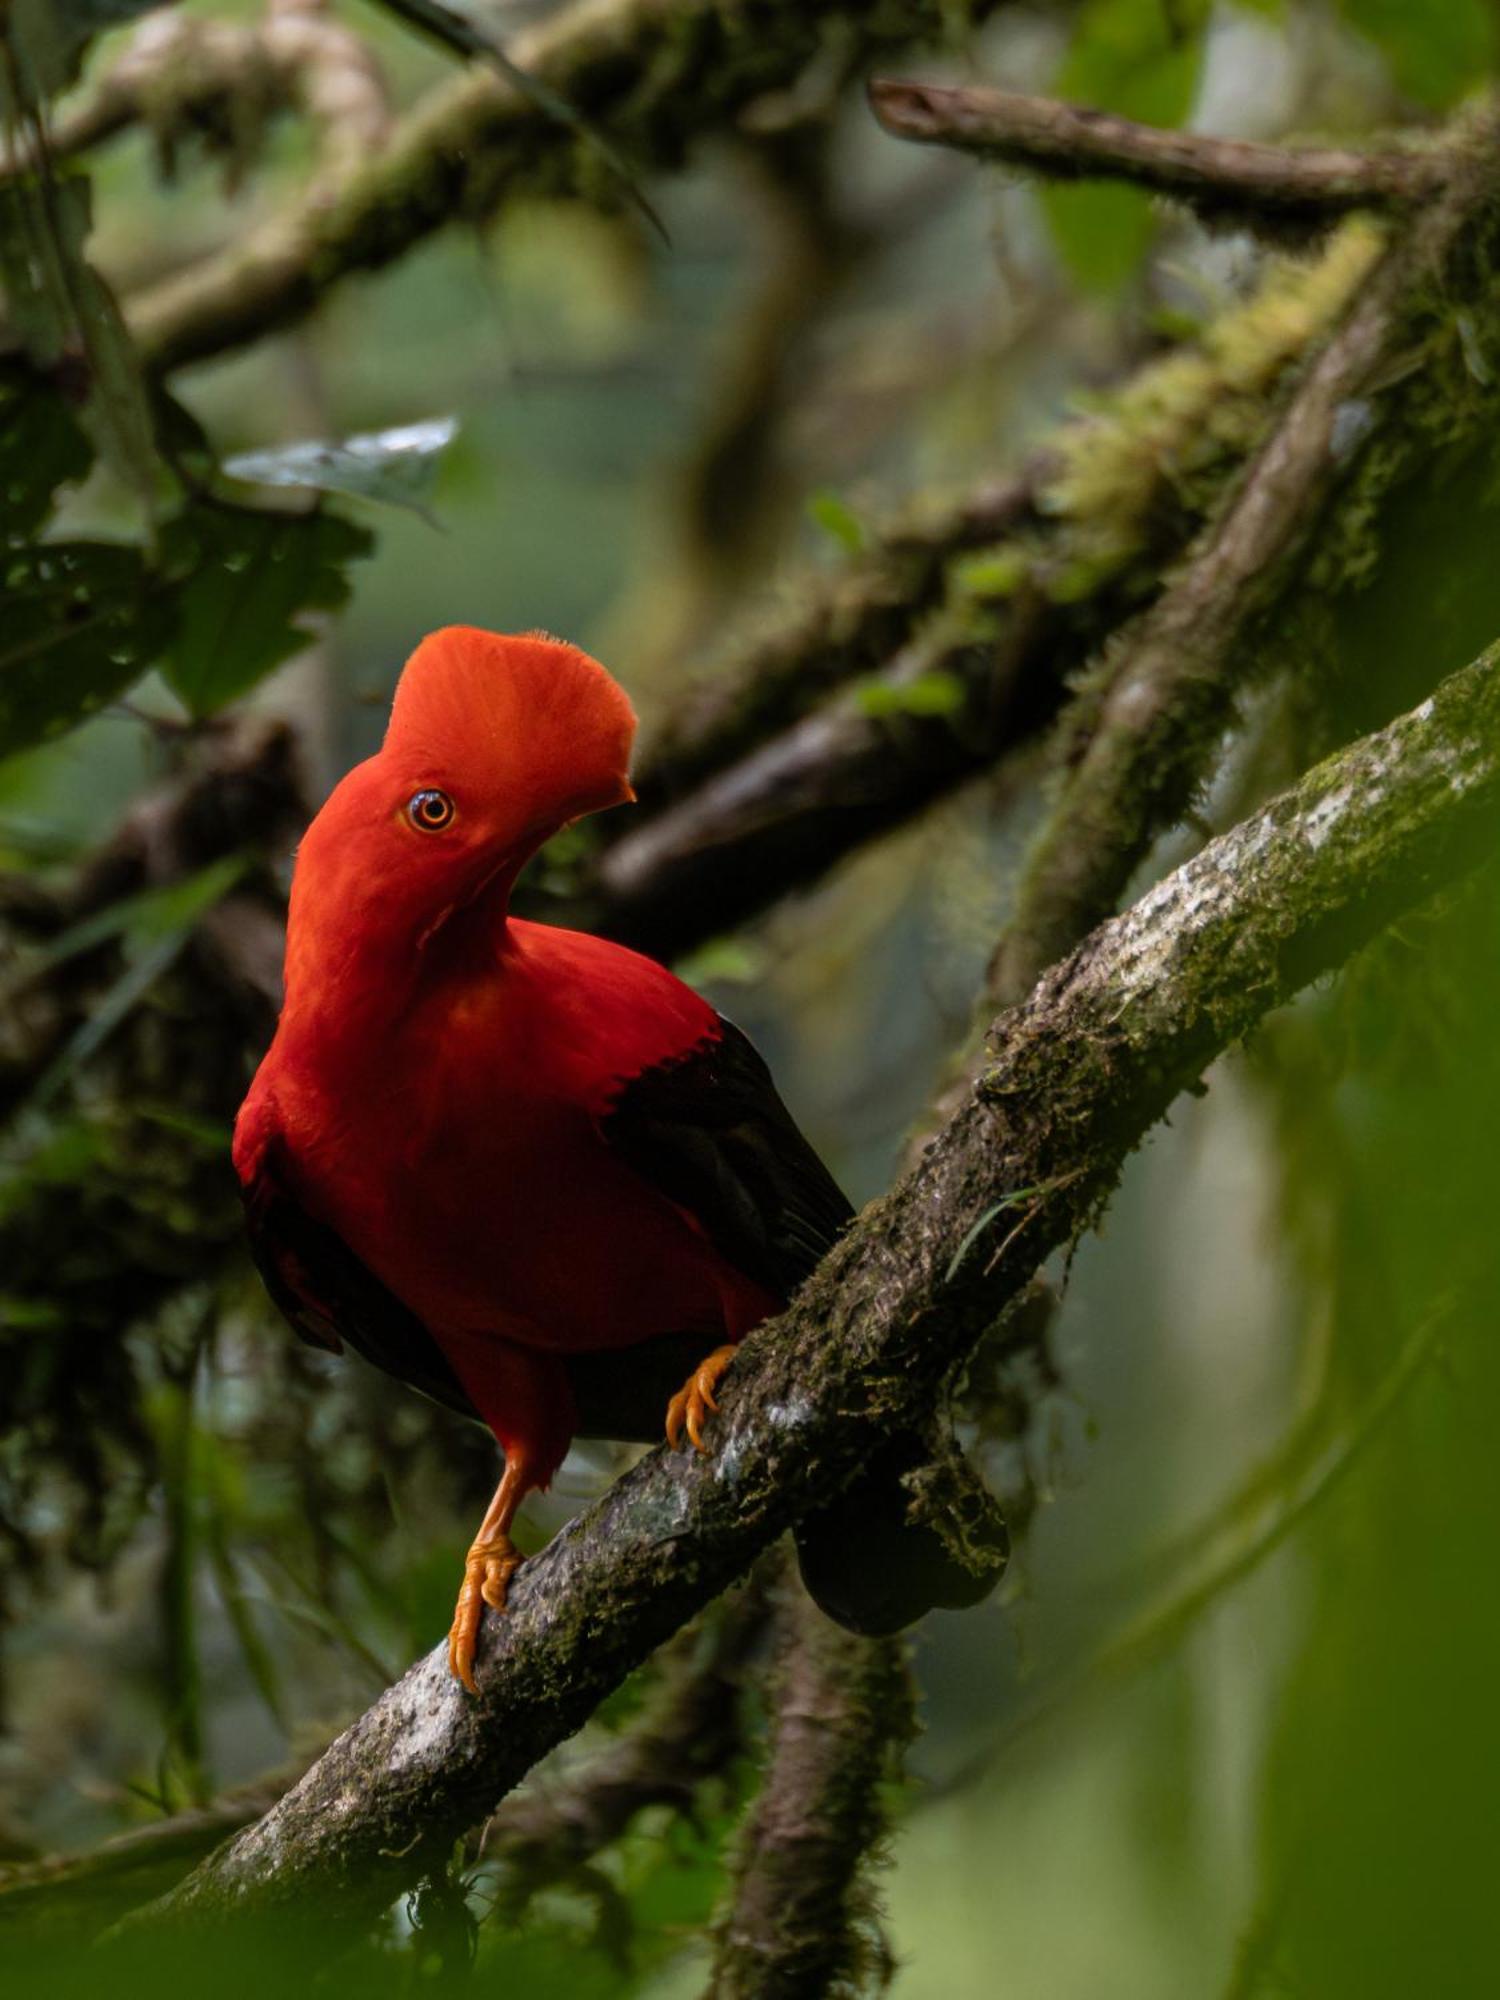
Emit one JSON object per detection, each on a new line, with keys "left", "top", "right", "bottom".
{"left": 575, "top": 226, "right": 1378, "bottom": 957}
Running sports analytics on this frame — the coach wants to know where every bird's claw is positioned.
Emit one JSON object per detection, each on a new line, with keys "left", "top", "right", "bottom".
{"left": 447, "top": 1534, "right": 523, "bottom": 1693}
{"left": 664, "top": 1344, "right": 737, "bottom": 1455}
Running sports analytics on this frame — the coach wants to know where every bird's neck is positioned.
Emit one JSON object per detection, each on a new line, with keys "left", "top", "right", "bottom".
{"left": 277, "top": 882, "right": 513, "bottom": 1076}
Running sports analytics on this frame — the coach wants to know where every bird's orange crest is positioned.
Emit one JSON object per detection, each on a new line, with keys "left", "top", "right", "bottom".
{"left": 385, "top": 626, "right": 637, "bottom": 829}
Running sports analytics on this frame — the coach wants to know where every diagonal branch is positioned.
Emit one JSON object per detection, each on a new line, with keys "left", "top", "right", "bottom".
{"left": 475, "top": 1569, "right": 769, "bottom": 1923}
{"left": 630, "top": 470, "right": 1038, "bottom": 813}
{"left": 1, "top": 1567, "right": 769, "bottom": 1937}
{"left": 868, "top": 79, "right": 1447, "bottom": 232}
{"left": 121, "top": 637, "right": 1500, "bottom": 1949}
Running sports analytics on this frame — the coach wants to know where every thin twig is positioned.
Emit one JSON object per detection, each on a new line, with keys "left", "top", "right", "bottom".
{"left": 869, "top": 79, "right": 1446, "bottom": 232}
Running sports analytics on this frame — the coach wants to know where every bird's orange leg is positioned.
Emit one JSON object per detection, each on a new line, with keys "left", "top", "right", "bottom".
{"left": 448, "top": 1448, "right": 532, "bottom": 1694}
{"left": 665, "top": 1344, "right": 737, "bottom": 1455}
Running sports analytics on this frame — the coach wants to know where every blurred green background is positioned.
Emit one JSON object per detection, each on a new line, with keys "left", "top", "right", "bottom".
{"left": 4, "top": 1, "right": 1500, "bottom": 1994}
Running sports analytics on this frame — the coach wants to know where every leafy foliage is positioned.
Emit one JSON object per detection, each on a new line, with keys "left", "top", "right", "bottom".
{"left": 0, "top": 541, "right": 169, "bottom": 759}
{"left": 159, "top": 505, "right": 373, "bottom": 717}
{"left": 0, "top": 364, "right": 92, "bottom": 537}
{"left": 0, "top": 171, "right": 158, "bottom": 514}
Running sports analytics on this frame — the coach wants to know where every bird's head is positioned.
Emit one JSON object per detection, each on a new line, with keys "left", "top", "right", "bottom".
{"left": 285, "top": 626, "right": 636, "bottom": 991}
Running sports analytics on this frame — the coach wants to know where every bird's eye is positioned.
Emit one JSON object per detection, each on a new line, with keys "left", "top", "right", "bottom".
{"left": 408, "top": 788, "right": 455, "bottom": 832}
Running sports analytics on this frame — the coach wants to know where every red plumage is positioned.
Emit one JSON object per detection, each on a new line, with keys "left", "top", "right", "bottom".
{"left": 235, "top": 629, "right": 791, "bottom": 1682}
{"left": 238, "top": 914, "right": 777, "bottom": 1476}
{"left": 236, "top": 626, "right": 999, "bottom": 1688}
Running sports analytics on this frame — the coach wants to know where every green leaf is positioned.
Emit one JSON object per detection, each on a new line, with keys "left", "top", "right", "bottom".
{"left": 0, "top": 359, "right": 92, "bottom": 540}
{"left": 950, "top": 548, "right": 1029, "bottom": 599}
{"left": 0, "top": 854, "right": 247, "bottom": 1009}
{"left": 808, "top": 487, "right": 867, "bottom": 554}
{"left": 856, "top": 670, "right": 966, "bottom": 719}
{"left": 0, "top": 540, "right": 169, "bottom": 761}
{"left": 158, "top": 504, "right": 373, "bottom": 716}
{"left": 223, "top": 415, "right": 458, "bottom": 520}
{"left": 1042, "top": 0, "right": 1209, "bottom": 293}
{"left": 24, "top": 858, "right": 250, "bottom": 1107}
{"left": 1338, "top": 0, "right": 1497, "bottom": 107}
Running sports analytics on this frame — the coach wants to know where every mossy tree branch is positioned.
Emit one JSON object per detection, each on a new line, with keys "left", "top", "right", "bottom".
{"left": 0, "top": 1564, "right": 770, "bottom": 1937}
{"left": 629, "top": 470, "right": 1039, "bottom": 814}
{"left": 474, "top": 1571, "right": 770, "bottom": 1930}
{"left": 986, "top": 103, "right": 1500, "bottom": 1012}
{"left": 119, "top": 638, "right": 1500, "bottom": 1951}
{"left": 598, "top": 106, "right": 1497, "bottom": 968}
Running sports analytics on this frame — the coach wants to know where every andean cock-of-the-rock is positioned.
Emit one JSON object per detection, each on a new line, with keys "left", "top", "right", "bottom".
{"left": 234, "top": 626, "right": 995, "bottom": 1689}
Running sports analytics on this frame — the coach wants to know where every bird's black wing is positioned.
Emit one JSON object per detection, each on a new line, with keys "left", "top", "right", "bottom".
{"left": 602, "top": 1014, "right": 1007, "bottom": 1633}
{"left": 597, "top": 1015, "right": 853, "bottom": 1302}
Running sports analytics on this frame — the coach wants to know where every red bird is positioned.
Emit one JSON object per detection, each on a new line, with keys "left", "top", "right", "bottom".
{"left": 235, "top": 627, "right": 993, "bottom": 1689}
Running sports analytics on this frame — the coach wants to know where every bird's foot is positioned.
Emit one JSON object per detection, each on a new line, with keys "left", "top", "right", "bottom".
{"left": 665, "top": 1344, "right": 737, "bottom": 1454}
{"left": 448, "top": 1531, "right": 523, "bottom": 1693}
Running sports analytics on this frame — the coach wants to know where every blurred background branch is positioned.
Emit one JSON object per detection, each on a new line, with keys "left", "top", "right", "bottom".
{"left": 0, "top": 3, "right": 392, "bottom": 195}
{"left": 124, "top": 0, "right": 1019, "bottom": 375}
{"left": 868, "top": 77, "right": 1447, "bottom": 231}
{"left": 707, "top": 1588, "right": 911, "bottom": 2000}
